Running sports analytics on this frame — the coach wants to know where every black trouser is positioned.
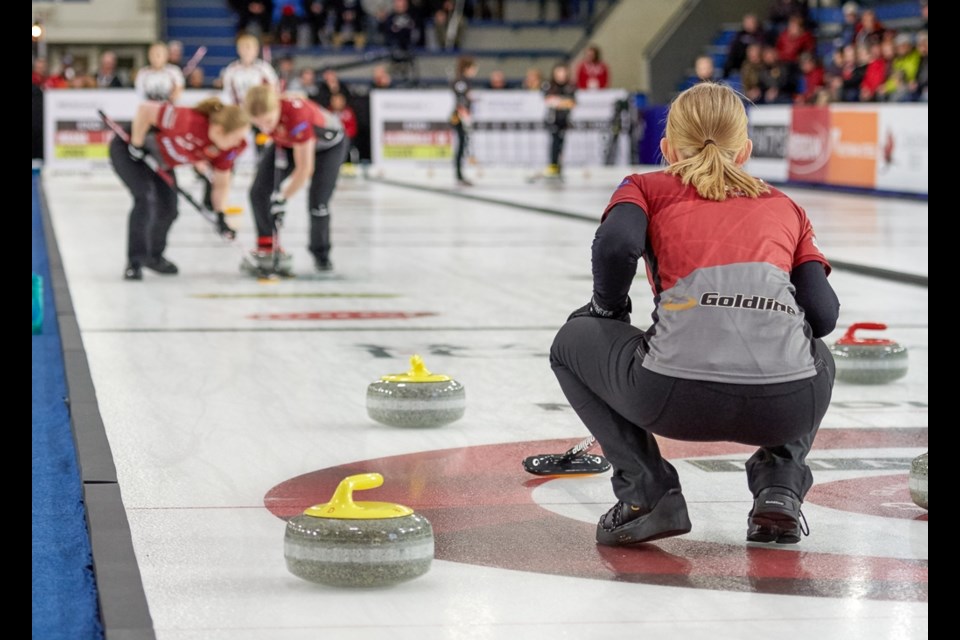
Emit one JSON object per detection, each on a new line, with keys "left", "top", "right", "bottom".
{"left": 250, "top": 138, "right": 348, "bottom": 262}
{"left": 550, "top": 317, "right": 835, "bottom": 511}
{"left": 108, "top": 136, "right": 179, "bottom": 263}
{"left": 453, "top": 120, "right": 468, "bottom": 180}
{"left": 549, "top": 124, "right": 568, "bottom": 167}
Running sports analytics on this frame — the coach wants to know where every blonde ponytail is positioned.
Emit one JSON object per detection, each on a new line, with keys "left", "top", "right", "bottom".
{"left": 663, "top": 83, "right": 768, "bottom": 201}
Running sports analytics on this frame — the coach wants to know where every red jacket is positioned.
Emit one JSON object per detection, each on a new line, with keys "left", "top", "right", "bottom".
{"left": 576, "top": 61, "right": 609, "bottom": 90}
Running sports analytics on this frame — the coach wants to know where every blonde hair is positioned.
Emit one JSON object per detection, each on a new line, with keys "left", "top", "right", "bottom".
{"left": 244, "top": 84, "right": 280, "bottom": 117}
{"left": 236, "top": 33, "right": 260, "bottom": 50}
{"left": 663, "top": 83, "right": 768, "bottom": 201}
{"left": 194, "top": 97, "right": 250, "bottom": 133}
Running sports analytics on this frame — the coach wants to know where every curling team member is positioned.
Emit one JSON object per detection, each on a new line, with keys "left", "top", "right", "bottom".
{"left": 243, "top": 84, "right": 349, "bottom": 275}
{"left": 109, "top": 98, "right": 250, "bottom": 280}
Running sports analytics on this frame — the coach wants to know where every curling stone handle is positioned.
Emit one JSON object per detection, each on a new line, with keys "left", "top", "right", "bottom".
{"left": 329, "top": 473, "right": 384, "bottom": 510}
{"left": 836, "top": 322, "right": 894, "bottom": 345}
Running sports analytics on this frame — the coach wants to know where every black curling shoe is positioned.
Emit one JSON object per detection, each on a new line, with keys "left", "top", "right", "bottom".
{"left": 143, "top": 256, "right": 179, "bottom": 275}
{"left": 596, "top": 488, "right": 692, "bottom": 546}
{"left": 124, "top": 262, "right": 142, "bottom": 281}
{"left": 746, "top": 487, "right": 809, "bottom": 544}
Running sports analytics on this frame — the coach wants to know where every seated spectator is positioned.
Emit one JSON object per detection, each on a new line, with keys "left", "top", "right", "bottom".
{"left": 276, "top": 54, "right": 296, "bottom": 91}
{"left": 768, "top": 0, "right": 810, "bottom": 34}
{"left": 836, "top": 2, "right": 860, "bottom": 50}
{"left": 317, "top": 67, "right": 352, "bottom": 106}
{"left": 488, "top": 69, "right": 508, "bottom": 89}
{"left": 723, "top": 13, "right": 769, "bottom": 79}
{"left": 32, "top": 57, "right": 48, "bottom": 86}
{"left": 334, "top": 0, "right": 368, "bottom": 49}
{"left": 776, "top": 15, "right": 816, "bottom": 68}
{"left": 854, "top": 9, "right": 884, "bottom": 48}
{"left": 274, "top": 3, "right": 303, "bottom": 45}
{"left": 911, "top": 30, "right": 927, "bottom": 101}
{"left": 44, "top": 54, "right": 75, "bottom": 89}
{"left": 371, "top": 64, "right": 393, "bottom": 89}
{"left": 95, "top": 50, "right": 124, "bottom": 88}
{"left": 524, "top": 66, "right": 545, "bottom": 91}
{"left": 739, "top": 43, "right": 765, "bottom": 103}
{"left": 832, "top": 43, "right": 861, "bottom": 101}
{"left": 229, "top": 1, "right": 274, "bottom": 39}
{"left": 795, "top": 52, "right": 824, "bottom": 104}
{"left": 758, "top": 45, "right": 796, "bottom": 104}
{"left": 167, "top": 40, "right": 185, "bottom": 68}
{"left": 575, "top": 44, "right": 610, "bottom": 89}
{"left": 329, "top": 92, "right": 357, "bottom": 141}
{"left": 882, "top": 33, "right": 921, "bottom": 100}
{"left": 304, "top": 0, "right": 333, "bottom": 46}
{"left": 288, "top": 66, "right": 323, "bottom": 102}
{"left": 858, "top": 41, "right": 887, "bottom": 102}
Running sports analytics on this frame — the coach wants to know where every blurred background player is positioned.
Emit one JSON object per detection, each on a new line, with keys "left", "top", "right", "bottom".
{"left": 543, "top": 62, "right": 576, "bottom": 178}
{"left": 450, "top": 55, "right": 478, "bottom": 186}
{"left": 108, "top": 98, "right": 250, "bottom": 280}
{"left": 218, "top": 33, "right": 280, "bottom": 156}
{"left": 244, "top": 84, "right": 349, "bottom": 275}
{"left": 134, "top": 42, "right": 185, "bottom": 103}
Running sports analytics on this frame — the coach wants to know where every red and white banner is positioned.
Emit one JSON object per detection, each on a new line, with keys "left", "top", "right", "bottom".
{"left": 747, "top": 103, "right": 927, "bottom": 195}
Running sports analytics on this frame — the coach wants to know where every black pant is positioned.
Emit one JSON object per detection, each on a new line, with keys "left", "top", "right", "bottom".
{"left": 453, "top": 120, "right": 468, "bottom": 180}
{"left": 108, "top": 136, "right": 179, "bottom": 263}
{"left": 250, "top": 138, "right": 348, "bottom": 262}
{"left": 549, "top": 124, "right": 568, "bottom": 167}
{"left": 550, "top": 317, "right": 835, "bottom": 510}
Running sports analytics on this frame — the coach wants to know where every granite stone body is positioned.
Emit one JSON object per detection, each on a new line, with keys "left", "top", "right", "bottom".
{"left": 909, "top": 452, "right": 928, "bottom": 510}
{"left": 366, "top": 379, "right": 466, "bottom": 427}
{"left": 830, "top": 341, "right": 909, "bottom": 384}
{"left": 830, "top": 323, "right": 908, "bottom": 384}
{"left": 284, "top": 512, "right": 434, "bottom": 587}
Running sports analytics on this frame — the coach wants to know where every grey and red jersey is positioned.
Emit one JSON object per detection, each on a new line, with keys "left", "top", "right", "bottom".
{"left": 603, "top": 170, "right": 830, "bottom": 385}
{"left": 267, "top": 95, "right": 344, "bottom": 151}
{"left": 219, "top": 59, "right": 279, "bottom": 106}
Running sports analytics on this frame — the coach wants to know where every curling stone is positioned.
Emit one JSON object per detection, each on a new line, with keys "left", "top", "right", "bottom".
{"left": 909, "top": 452, "right": 928, "bottom": 510}
{"left": 829, "top": 322, "right": 908, "bottom": 384}
{"left": 366, "top": 355, "right": 465, "bottom": 428}
{"left": 284, "top": 473, "right": 434, "bottom": 587}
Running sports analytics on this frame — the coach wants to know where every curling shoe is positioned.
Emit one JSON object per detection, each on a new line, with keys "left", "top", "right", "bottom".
{"left": 596, "top": 488, "right": 692, "bottom": 546}
{"left": 746, "top": 487, "right": 809, "bottom": 544}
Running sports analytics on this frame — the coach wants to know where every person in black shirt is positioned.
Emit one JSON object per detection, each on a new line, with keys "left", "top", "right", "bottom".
{"left": 450, "top": 55, "right": 478, "bottom": 186}
{"left": 543, "top": 62, "right": 576, "bottom": 177}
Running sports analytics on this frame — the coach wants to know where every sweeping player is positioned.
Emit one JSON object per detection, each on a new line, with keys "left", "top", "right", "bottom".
{"left": 109, "top": 98, "right": 250, "bottom": 280}
{"left": 243, "top": 84, "right": 349, "bottom": 276}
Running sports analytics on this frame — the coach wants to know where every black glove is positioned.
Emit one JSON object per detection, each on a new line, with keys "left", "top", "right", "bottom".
{"left": 270, "top": 193, "right": 287, "bottom": 228}
{"left": 216, "top": 212, "right": 237, "bottom": 240}
{"left": 128, "top": 143, "right": 159, "bottom": 171}
{"left": 568, "top": 296, "right": 632, "bottom": 324}
{"left": 128, "top": 143, "right": 147, "bottom": 161}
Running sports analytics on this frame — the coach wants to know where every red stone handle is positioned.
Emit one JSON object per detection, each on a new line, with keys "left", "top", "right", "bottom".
{"left": 835, "top": 322, "right": 896, "bottom": 346}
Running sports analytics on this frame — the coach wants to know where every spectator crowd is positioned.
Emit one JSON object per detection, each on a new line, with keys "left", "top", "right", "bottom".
{"left": 718, "top": 0, "right": 927, "bottom": 104}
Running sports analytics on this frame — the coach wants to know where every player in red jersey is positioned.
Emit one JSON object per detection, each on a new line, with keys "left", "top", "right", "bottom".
{"left": 243, "top": 84, "right": 349, "bottom": 275}
{"left": 550, "top": 82, "right": 840, "bottom": 548}
{"left": 109, "top": 98, "right": 251, "bottom": 280}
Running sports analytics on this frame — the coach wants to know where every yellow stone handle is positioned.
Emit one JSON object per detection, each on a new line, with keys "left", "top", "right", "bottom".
{"left": 304, "top": 473, "right": 414, "bottom": 519}
{"left": 379, "top": 354, "right": 451, "bottom": 383}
